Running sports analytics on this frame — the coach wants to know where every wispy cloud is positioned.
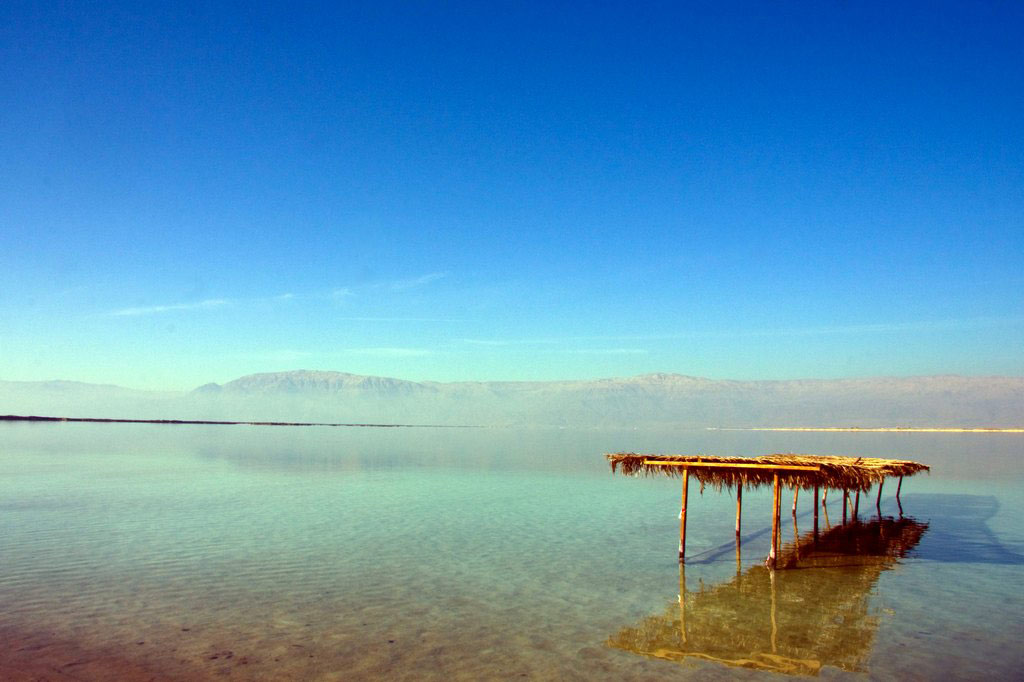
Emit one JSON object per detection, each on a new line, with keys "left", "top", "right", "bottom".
{"left": 459, "top": 316, "right": 1021, "bottom": 345}
{"left": 342, "top": 347, "right": 433, "bottom": 357}
{"left": 330, "top": 288, "right": 355, "bottom": 300}
{"left": 108, "top": 298, "right": 231, "bottom": 317}
{"left": 460, "top": 338, "right": 561, "bottom": 346}
{"left": 337, "top": 316, "right": 459, "bottom": 322}
{"left": 232, "top": 349, "right": 313, "bottom": 362}
{"left": 458, "top": 339, "right": 646, "bottom": 354}
{"left": 389, "top": 272, "right": 447, "bottom": 291}
{"left": 554, "top": 348, "right": 649, "bottom": 355}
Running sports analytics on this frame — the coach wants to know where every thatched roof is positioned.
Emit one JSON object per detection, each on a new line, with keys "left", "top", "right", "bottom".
{"left": 607, "top": 453, "right": 929, "bottom": 493}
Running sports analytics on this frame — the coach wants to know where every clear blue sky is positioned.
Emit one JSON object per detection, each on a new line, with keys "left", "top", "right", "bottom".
{"left": 2, "top": 1, "right": 1022, "bottom": 389}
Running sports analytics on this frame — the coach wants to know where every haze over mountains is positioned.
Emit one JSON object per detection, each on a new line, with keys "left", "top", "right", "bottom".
{"left": 2, "top": 370, "right": 1021, "bottom": 428}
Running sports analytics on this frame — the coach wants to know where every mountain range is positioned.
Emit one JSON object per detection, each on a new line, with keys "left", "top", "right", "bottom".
{"left": 1, "top": 370, "right": 1021, "bottom": 427}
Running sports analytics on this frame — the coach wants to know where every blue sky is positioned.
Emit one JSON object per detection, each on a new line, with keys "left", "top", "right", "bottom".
{"left": 2, "top": 1, "right": 1022, "bottom": 389}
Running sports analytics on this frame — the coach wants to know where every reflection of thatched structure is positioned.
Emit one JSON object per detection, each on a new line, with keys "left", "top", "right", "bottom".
{"left": 607, "top": 517, "right": 928, "bottom": 676}
{"left": 607, "top": 453, "right": 929, "bottom": 493}
{"left": 606, "top": 453, "right": 929, "bottom": 564}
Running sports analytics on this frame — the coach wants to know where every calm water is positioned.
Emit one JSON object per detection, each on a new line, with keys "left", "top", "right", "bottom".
{"left": 1, "top": 423, "right": 1022, "bottom": 680}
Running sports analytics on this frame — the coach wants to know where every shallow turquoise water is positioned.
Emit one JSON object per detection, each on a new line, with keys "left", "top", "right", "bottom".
{"left": 0, "top": 423, "right": 1021, "bottom": 680}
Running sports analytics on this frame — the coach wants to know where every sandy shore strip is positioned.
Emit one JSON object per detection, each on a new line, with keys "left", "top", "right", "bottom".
{"left": 708, "top": 427, "right": 1024, "bottom": 433}
{"left": 0, "top": 626, "right": 188, "bottom": 682}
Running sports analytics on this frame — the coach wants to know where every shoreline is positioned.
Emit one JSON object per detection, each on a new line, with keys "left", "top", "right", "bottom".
{"left": 0, "top": 415, "right": 478, "bottom": 428}
{"left": 708, "top": 426, "right": 1024, "bottom": 433}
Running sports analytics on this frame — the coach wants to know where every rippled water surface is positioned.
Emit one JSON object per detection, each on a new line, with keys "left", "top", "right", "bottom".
{"left": 1, "top": 423, "right": 1022, "bottom": 680}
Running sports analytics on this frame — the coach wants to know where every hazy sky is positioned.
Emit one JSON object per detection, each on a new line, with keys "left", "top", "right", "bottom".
{"left": 3, "top": 2, "right": 1022, "bottom": 389}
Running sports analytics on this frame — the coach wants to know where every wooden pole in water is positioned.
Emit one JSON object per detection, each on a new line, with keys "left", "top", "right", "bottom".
{"left": 791, "top": 505, "right": 801, "bottom": 562}
{"left": 822, "top": 489, "right": 831, "bottom": 529}
{"left": 842, "top": 488, "right": 848, "bottom": 525}
{"left": 896, "top": 475, "right": 904, "bottom": 516}
{"left": 876, "top": 479, "right": 884, "bottom": 515}
{"left": 679, "top": 468, "right": 689, "bottom": 562}
{"left": 792, "top": 486, "right": 799, "bottom": 513}
{"left": 813, "top": 483, "right": 819, "bottom": 537}
{"left": 735, "top": 485, "right": 743, "bottom": 537}
{"left": 854, "top": 489, "right": 860, "bottom": 521}
{"left": 769, "top": 473, "right": 781, "bottom": 567}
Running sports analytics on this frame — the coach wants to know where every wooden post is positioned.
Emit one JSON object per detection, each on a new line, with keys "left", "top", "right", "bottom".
{"left": 854, "top": 489, "right": 860, "bottom": 521}
{"left": 896, "top": 475, "right": 904, "bottom": 516}
{"left": 792, "top": 486, "right": 799, "bottom": 513}
{"left": 679, "top": 469, "right": 689, "bottom": 562}
{"left": 876, "top": 479, "right": 884, "bottom": 515}
{"left": 813, "top": 483, "right": 819, "bottom": 537}
{"left": 769, "top": 473, "right": 780, "bottom": 567}
{"left": 791, "top": 506, "right": 801, "bottom": 563}
{"left": 842, "top": 488, "right": 848, "bottom": 525}
{"left": 735, "top": 485, "right": 743, "bottom": 537}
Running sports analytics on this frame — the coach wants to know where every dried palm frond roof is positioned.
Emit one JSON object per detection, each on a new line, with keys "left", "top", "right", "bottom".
{"left": 607, "top": 453, "right": 929, "bottom": 492}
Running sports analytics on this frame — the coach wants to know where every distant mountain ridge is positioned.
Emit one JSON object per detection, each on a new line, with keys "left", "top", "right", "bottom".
{"left": 2, "top": 370, "right": 1022, "bottom": 427}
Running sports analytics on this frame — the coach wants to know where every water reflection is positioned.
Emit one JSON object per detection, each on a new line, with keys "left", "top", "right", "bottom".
{"left": 607, "top": 517, "right": 928, "bottom": 675}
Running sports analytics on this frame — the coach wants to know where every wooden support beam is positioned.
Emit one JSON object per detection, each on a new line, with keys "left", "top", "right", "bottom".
{"left": 854, "top": 489, "right": 860, "bottom": 521}
{"left": 842, "top": 489, "right": 848, "bottom": 525}
{"left": 876, "top": 479, "right": 884, "bottom": 514}
{"left": 792, "top": 486, "right": 799, "bottom": 513}
{"left": 735, "top": 485, "right": 743, "bottom": 537}
{"left": 896, "top": 475, "right": 904, "bottom": 517}
{"left": 769, "top": 473, "right": 781, "bottom": 568}
{"left": 813, "top": 483, "right": 819, "bottom": 537}
{"left": 679, "top": 468, "right": 689, "bottom": 562}
{"left": 644, "top": 460, "right": 821, "bottom": 472}
{"left": 775, "top": 476, "right": 782, "bottom": 561}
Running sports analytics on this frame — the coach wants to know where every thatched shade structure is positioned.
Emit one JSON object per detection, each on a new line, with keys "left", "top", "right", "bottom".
{"left": 607, "top": 453, "right": 929, "bottom": 493}
{"left": 606, "top": 452, "right": 929, "bottom": 565}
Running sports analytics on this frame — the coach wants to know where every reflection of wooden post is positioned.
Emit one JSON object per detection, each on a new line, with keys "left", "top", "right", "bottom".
{"left": 678, "top": 563, "right": 687, "bottom": 644}
{"left": 842, "top": 489, "right": 848, "bottom": 524}
{"left": 769, "top": 566, "right": 778, "bottom": 653}
{"left": 735, "top": 485, "right": 742, "bottom": 537}
{"left": 876, "top": 479, "right": 884, "bottom": 515}
{"left": 813, "top": 483, "right": 819, "bottom": 537}
{"left": 679, "top": 468, "right": 689, "bottom": 562}
{"left": 769, "top": 473, "right": 780, "bottom": 567}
